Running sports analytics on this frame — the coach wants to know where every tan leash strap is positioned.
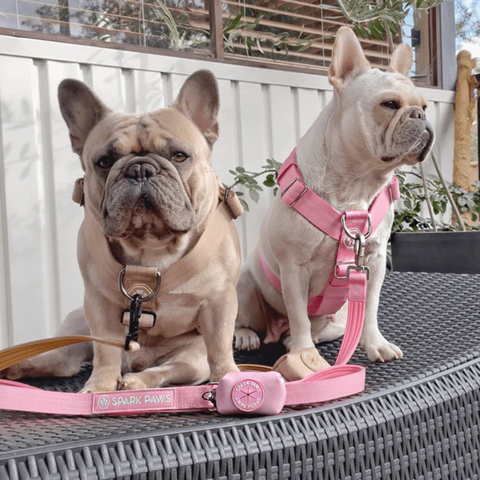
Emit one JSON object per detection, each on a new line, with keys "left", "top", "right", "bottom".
{"left": 0, "top": 336, "right": 139, "bottom": 372}
{"left": 237, "top": 364, "right": 272, "bottom": 372}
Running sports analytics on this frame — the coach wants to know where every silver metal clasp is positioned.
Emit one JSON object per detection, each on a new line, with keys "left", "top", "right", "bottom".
{"left": 338, "top": 217, "right": 372, "bottom": 280}
{"left": 341, "top": 213, "right": 373, "bottom": 240}
{"left": 118, "top": 268, "right": 162, "bottom": 303}
{"left": 202, "top": 384, "right": 218, "bottom": 411}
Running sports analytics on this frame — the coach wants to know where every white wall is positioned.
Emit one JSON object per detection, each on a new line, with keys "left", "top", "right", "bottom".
{"left": 0, "top": 35, "right": 455, "bottom": 347}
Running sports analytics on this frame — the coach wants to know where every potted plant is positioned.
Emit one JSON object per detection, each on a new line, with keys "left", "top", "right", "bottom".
{"left": 390, "top": 160, "right": 480, "bottom": 274}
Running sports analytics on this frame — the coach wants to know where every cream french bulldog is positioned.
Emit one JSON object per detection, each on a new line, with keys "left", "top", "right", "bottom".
{"left": 235, "top": 28, "right": 434, "bottom": 361}
{"left": 1, "top": 70, "right": 241, "bottom": 392}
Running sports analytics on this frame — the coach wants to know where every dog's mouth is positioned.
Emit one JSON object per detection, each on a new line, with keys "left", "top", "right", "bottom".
{"left": 102, "top": 166, "right": 196, "bottom": 239}
{"left": 382, "top": 121, "right": 434, "bottom": 164}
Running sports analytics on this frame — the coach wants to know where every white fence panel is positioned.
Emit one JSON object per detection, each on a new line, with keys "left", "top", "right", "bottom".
{"left": 0, "top": 36, "right": 455, "bottom": 346}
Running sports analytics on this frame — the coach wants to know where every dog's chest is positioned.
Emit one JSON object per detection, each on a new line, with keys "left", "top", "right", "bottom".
{"left": 143, "top": 292, "right": 204, "bottom": 338}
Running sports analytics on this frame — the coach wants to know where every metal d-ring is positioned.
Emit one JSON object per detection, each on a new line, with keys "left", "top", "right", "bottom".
{"left": 118, "top": 268, "right": 162, "bottom": 303}
{"left": 341, "top": 213, "right": 373, "bottom": 240}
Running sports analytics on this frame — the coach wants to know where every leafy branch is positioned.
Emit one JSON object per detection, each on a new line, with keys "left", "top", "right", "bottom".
{"left": 225, "top": 159, "right": 282, "bottom": 212}
{"left": 333, "top": 0, "right": 445, "bottom": 42}
{"left": 222, "top": 13, "right": 313, "bottom": 57}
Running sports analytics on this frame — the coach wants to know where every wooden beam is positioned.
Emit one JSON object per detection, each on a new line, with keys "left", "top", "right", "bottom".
{"left": 208, "top": 0, "right": 224, "bottom": 59}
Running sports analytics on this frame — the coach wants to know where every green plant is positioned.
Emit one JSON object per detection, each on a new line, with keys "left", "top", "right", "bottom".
{"left": 393, "top": 168, "right": 480, "bottom": 232}
{"left": 335, "top": 0, "right": 445, "bottom": 41}
{"left": 226, "top": 159, "right": 282, "bottom": 212}
{"left": 222, "top": 13, "right": 313, "bottom": 57}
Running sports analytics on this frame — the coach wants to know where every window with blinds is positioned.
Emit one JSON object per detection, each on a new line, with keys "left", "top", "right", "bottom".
{"left": 0, "top": 1, "right": 438, "bottom": 87}
{"left": 0, "top": 0, "right": 212, "bottom": 55}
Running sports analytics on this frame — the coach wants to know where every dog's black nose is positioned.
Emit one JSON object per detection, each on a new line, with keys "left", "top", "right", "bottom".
{"left": 409, "top": 107, "right": 425, "bottom": 121}
{"left": 126, "top": 162, "right": 157, "bottom": 182}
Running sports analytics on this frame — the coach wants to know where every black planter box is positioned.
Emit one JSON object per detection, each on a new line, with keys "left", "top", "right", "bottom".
{"left": 391, "top": 231, "right": 480, "bottom": 273}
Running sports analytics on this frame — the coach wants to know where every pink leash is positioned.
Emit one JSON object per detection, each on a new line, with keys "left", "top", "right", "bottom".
{"left": 0, "top": 365, "right": 365, "bottom": 416}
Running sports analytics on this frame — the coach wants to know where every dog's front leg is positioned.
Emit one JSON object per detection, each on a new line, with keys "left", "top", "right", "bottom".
{"left": 280, "top": 265, "right": 315, "bottom": 352}
{"left": 198, "top": 287, "right": 239, "bottom": 382}
{"left": 360, "top": 252, "right": 403, "bottom": 362}
{"left": 81, "top": 293, "right": 124, "bottom": 393}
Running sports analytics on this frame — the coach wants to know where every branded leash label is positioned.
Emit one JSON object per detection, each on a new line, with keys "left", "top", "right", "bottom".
{"left": 93, "top": 389, "right": 175, "bottom": 414}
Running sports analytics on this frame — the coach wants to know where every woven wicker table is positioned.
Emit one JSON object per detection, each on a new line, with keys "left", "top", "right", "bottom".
{"left": 1, "top": 272, "right": 479, "bottom": 479}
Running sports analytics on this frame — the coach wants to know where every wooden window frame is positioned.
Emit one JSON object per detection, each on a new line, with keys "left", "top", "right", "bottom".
{"left": 0, "top": 1, "right": 447, "bottom": 88}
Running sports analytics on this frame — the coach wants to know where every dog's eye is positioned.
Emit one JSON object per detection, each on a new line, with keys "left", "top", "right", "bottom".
{"left": 171, "top": 152, "right": 188, "bottom": 163}
{"left": 422, "top": 105, "right": 427, "bottom": 111}
{"left": 96, "top": 156, "right": 115, "bottom": 169}
{"left": 382, "top": 100, "right": 400, "bottom": 110}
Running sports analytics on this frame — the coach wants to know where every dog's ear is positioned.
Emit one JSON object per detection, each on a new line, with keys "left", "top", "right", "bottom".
{"left": 172, "top": 70, "right": 220, "bottom": 147}
{"left": 328, "top": 27, "right": 370, "bottom": 90}
{"left": 387, "top": 43, "right": 413, "bottom": 77}
{"left": 58, "top": 79, "right": 110, "bottom": 157}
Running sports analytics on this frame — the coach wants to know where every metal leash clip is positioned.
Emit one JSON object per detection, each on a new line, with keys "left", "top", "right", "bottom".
{"left": 118, "top": 268, "right": 161, "bottom": 351}
{"left": 201, "top": 383, "right": 218, "bottom": 412}
{"left": 346, "top": 231, "right": 371, "bottom": 279}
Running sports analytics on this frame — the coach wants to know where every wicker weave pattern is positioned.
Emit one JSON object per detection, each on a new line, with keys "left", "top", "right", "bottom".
{"left": 1, "top": 272, "right": 479, "bottom": 479}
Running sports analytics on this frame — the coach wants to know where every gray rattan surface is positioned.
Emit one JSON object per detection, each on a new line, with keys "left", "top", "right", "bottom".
{"left": 1, "top": 272, "right": 480, "bottom": 479}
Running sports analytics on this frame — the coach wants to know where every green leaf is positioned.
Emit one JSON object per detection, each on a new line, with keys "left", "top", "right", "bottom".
{"left": 249, "top": 188, "right": 260, "bottom": 203}
{"left": 235, "top": 166, "right": 245, "bottom": 174}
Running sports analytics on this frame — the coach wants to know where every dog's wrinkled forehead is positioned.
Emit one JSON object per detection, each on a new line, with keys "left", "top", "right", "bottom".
{"left": 83, "top": 108, "right": 209, "bottom": 164}
{"left": 346, "top": 69, "right": 427, "bottom": 109}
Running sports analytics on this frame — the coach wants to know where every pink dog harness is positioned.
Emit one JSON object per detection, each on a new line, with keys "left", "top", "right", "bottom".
{"left": 260, "top": 148, "right": 399, "bottom": 365}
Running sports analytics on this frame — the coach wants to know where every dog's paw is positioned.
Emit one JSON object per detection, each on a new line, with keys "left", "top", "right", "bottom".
{"left": 0, "top": 361, "right": 32, "bottom": 380}
{"left": 80, "top": 376, "right": 121, "bottom": 393}
{"left": 118, "top": 374, "right": 148, "bottom": 391}
{"left": 282, "top": 335, "right": 292, "bottom": 351}
{"left": 361, "top": 334, "right": 403, "bottom": 363}
{"left": 209, "top": 363, "right": 239, "bottom": 383}
{"left": 119, "top": 374, "right": 147, "bottom": 391}
{"left": 235, "top": 328, "right": 261, "bottom": 351}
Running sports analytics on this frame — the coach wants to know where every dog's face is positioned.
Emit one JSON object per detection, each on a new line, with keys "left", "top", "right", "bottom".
{"left": 328, "top": 28, "right": 435, "bottom": 169}
{"left": 58, "top": 70, "right": 219, "bottom": 245}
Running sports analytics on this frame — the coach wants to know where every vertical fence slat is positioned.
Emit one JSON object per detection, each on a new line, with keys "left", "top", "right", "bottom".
{"left": 43, "top": 60, "right": 85, "bottom": 328}
{"left": 237, "top": 81, "right": 269, "bottom": 256}
{"left": 90, "top": 66, "right": 126, "bottom": 112}
{"left": 297, "top": 88, "right": 321, "bottom": 138}
{"left": 0, "top": 56, "right": 48, "bottom": 344}
{"left": 131, "top": 70, "right": 166, "bottom": 113}
{"left": 269, "top": 85, "right": 296, "bottom": 163}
